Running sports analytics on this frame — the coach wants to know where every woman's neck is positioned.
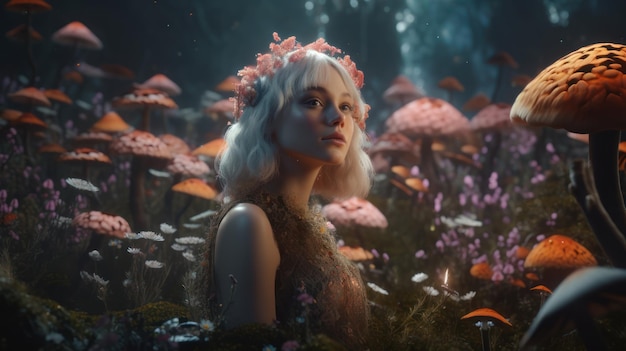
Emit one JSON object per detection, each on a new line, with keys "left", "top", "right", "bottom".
{"left": 263, "top": 155, "right": 322, "bottom": 211}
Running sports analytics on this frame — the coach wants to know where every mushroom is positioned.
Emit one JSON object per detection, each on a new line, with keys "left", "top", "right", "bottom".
{"left": 171, "top": 178, "right": 219, "bottom": 224}
{"left": 367, "top": 132, "right": 419, "bottom": 174}
{"left": 158, "top": 133, "right": 190, "bottom": 155}
{"left": 52, "top": 21, "right": 103, "bottom": 51}
{"left": 437, "top": 76, "right": 464, "bottom": 103}
{"left": 214, "top": 75, "right": 240, "bottom": 93}
{"left": 109, "top": 130, "right": 173, "bottom": 229}
{"left": 385, "top": 97, "right": 470, "bottom": 187}
{"left": 10, "top": 112, "right": 47, "bottom": 158}
{"left": 58, "top": 147, "right": 112, "bottom": 182}
{"left": 520, "top": 266, "right": 626, "bottom": 351}
{"left": 470, "top": 262, "right": 494, "bottom": 281}
{"left": 523, "top": 234, "right": 597, "bottom": 290}
{"left": 469, "top": 103, "right": 514, "bottom": 191}
{"left": 90, "top": 111, "right": 132, "bottom": 134}
{"left": 529, "top": 284, "right": 553, "bottom": 307}
{"left": 322, "top": 196, "right": 388, "bottom": 245}
{"left": 463, "top": 93, "right": 491, "bottom": 113}
{"left": 382, "top": 75, "right": 423, "bottom": 107}
{"left": 8, "top": 86, "right": 51, "bottom": 109}
{"left": 192, "top": 137, "right": 226, "bottom": 162}
{"left": 461, "top": 307, "right": 512, "bottom": 351}
{"left": 135, "top": 73, "right": 181, "bottom": 97}
{"left": 486, "top": 51, "right": 518, "bottom": 102}
{"left": 4, "top": 0, "right": 51, "bottom": 85}
{"left": 112, "top": 88, "right": 178, "bottom": 132}
{"left": 510, "top": 43, "right": 626, "bottom": 267}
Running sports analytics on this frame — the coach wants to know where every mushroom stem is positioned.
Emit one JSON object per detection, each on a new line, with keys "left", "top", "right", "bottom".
{"left": 569, "top": 159, "right": 626, "bottom": 267}
{"left": 478, "top": 321, "right": 492, "bottom": 351}
{"left": 140, "top": 106, "right": 151, "bottom": 131}
{"left": 588, "top": 131, "right": 626, "bottom": 237}
{"left": 130, "top": 157, "right": 149, "bottom": 230}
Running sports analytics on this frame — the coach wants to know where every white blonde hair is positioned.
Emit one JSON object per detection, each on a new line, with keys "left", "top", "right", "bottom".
{"left": 216, "top": 50, "right": 374, "bottom": 200}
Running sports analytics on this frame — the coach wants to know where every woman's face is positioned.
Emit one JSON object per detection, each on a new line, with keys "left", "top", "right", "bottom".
{"left": 275, "top": 66, "right": 356, "bottom": 167}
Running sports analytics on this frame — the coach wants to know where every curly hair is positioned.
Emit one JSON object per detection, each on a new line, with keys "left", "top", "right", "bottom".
{"left": 215, "top": 50, "right": 374, "bottom": 200}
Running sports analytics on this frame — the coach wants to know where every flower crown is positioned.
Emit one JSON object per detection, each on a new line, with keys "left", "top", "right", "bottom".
{"left": 233, "top": 32, "right": 368, "bottom": 128}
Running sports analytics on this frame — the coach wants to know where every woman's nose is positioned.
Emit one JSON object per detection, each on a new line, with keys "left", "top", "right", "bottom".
{"left": 325, "top": 105, "right": 345, "bottom": 126}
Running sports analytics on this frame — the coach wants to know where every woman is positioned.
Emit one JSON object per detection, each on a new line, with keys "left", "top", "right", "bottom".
{"left": 203, "top": 33, "right": 374, "bottom": 348}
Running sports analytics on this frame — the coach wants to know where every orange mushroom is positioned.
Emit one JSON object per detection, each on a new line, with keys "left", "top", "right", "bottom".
{"left": 470, "top": 262, "right": 493, "bottom": 281}
{"left": 90, "top": 111, "right": 132, "bottom": 134}
{"left": 461, "top": 307, "right": 512, "bottom": 351}
{"left": 524, "top": 234, "right": 597, "bottom": 289}
{"left": 510, "top": 43, "right": 626, "bottom": 268}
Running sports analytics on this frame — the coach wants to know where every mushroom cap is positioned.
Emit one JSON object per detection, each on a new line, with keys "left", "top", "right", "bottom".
{"left": 461, "top": 307, "right": 512, "bottom": 327}
{"left": 405, "top": 177, "right": 428, "bottom": 193}
{"left": 322, "top": 196, "right": 388, "bottom": 229}
{"left": 215, "top": 75, "right": 240, "bottom": 92}
{"left": 73, "top": 211, "right": 131, "bottom": 239}
{"left": 487, "top": 51, "right": 519, "bottom": 69}
{"left": 530, "top": 284, "right": 553, "bottom": 294}
{"left": 338, "top": 245, "right": 374, "bottom": 261}
{"left": 71, "top": 132, "right": 113, "bottom": 147}
{"left": 438, "top": 76, "right": 465, "bottom": 92}
{"left": 112, "top": 88, "right": 178, "bottom": 110}
{"left": 43, "top": 89, "right": 72, "bottom": 105}
{"left": 470, "top": 262, "right": 494, "bottom": 280}
{"left": 524, "top": 234, "right": 598, "bottom": 270}
{"left": 90, "top": 111, "right": 132, "bottom": 133}
{"left": 166, "top": 154, "right": 211, "bottom": 177}
{"left": 52, "top": 21, "right": 102, "bottom": 50}
{"left": 158, "top": 133, "right": 190, "bottom": 155}
{"left": 8, "top": 87, "right": 51, "bottom": 107}
{"left": 6, "top": 24, "right": 42, "bottom": 42}
{"left": 38, "top": 143, "right": 67, "bottom": 154}
{"left": 520, "top": 266, "right": 626, "bottom": 349}
{"left": 135, "top": 73, "right": 182, "bottom": 96}
{"left": 385, "top": 97, "right": 470, "bottom": 139}
{"left": 99, "top": 64, "right": 135, "bottom": 80}
{"left": 470, "top": 103, "right": 513, "bottom": 132}
{"left": 567, "top": 132, "right": 589, "bottom": 144}
{"left": 382, "top": 75, "right": 423, "bottom": 105}
{"left": 12, "top": 112, "right": 47, "bottom": 130}
{"left": 58, "top": 148, "right": 112, "bottom": 166}
{"left": 172, "top": 178, "right": 218, "bottom": 200}
{"left": 510, "top": 43, "right": 626, "bottom": 133}
{"left": 109, "top": 130, "right": 173, "bottom": 160}
{"left": 5, "top": 0, "right": 51, "bottom": 13}
{"left": 203, "top": 99, "right": 234, "bottom": 121}
{"left": 1, "top": 109, "right": 25, "bottom": 123}
{"left": 192, "top": 138, "right": 226, "bottom": 159}
{"left": 367, "top": 132, "right": 417, "bottom": 160}
{"left": 463, "top": 93, "right": 491, "bottom": 112}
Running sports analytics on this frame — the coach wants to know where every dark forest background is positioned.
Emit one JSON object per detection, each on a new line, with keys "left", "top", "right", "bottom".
{"left": 1, "top": 0, "right": 624, "bottom": 128}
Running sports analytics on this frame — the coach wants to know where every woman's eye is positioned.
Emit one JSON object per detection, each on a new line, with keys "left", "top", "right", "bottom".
{"left": 340, "top": 104, "right": 353, "bottom": 112}
{"left": 303, "top": 98, "right": 323, "bottom": 107}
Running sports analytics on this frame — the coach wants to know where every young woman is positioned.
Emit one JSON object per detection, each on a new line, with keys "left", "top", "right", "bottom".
{"left": 202, "top": 33, "right": 374, "bottom": 348}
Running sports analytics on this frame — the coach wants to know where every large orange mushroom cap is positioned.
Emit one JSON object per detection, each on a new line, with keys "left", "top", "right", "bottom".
{"left": 524, "top": 234, "right": 597, "bottom": 270}
{"left": 510, "top": 43, "right": 626, "bottom": 133}
{"left": 90, "top": 111, "right": 132, "bottom": 134}
{"left": 135, "top": 73, "right": 182, "bottom": 96}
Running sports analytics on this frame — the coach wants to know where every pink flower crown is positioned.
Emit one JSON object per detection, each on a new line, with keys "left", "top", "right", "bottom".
{"left": 233, "top": 32, "right": 369, "bottom": 129}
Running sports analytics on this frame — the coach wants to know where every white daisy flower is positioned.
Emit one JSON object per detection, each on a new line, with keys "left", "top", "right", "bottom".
{"left": 171, "top": 243, "right": 188, "bottom": 251}
{"left": 189, "top": 209, "right": 217, "bottom": 221}
{"left": 148, "top": 169, "right": 171, "bottom": 178}
{"left": 127, "top": 247, "right": 142, "bottom": 255}
{"left": 411, "top": 272, "right": 428, "bottom": 283}
{"left": 65, "top": 177, "right": 99, "bottom": 192}
{"left": 138, "top": 231, "right": 164, "bottom": 242}
{"left": 92, "top": 273, "right": 109, "bottom": 286}
{"left": 145, "top": 260, "right": 165, "bottom": 269}
{"left": 182, "top": 251, "right": 196, "bottom": 262}
{"left": 160, "top": 223, "right": 177, "bottom": 234}
{"left": 88, "top": 250, "right": 103, "bottom": 261}
{"left": 367, "top": 282, "right": 389, "bottom": 295}
{"left": 460, "top": 291, "right": 477, "bottom": 301}
{"left": 175, "top": 236, "right": 206, "bottom": 245}
{"left": 423, "top": 286, "right": 440, "bottom": 296}
{"left": 125, "top": 232, "right": 140, "bottom": 240}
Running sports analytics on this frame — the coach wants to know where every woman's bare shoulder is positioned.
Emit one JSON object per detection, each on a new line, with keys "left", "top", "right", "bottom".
{"left": 216, "top": 202, "right": 277, "bottom": 253}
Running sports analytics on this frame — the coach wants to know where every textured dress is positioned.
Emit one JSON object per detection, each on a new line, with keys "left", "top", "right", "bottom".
{"left": 204, "top": 191, "right": 370, "bottom": 349}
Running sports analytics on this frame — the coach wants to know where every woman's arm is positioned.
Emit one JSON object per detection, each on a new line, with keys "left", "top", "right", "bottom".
{"left": 213, "top": 203, "right": 280, "bottom": 328}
